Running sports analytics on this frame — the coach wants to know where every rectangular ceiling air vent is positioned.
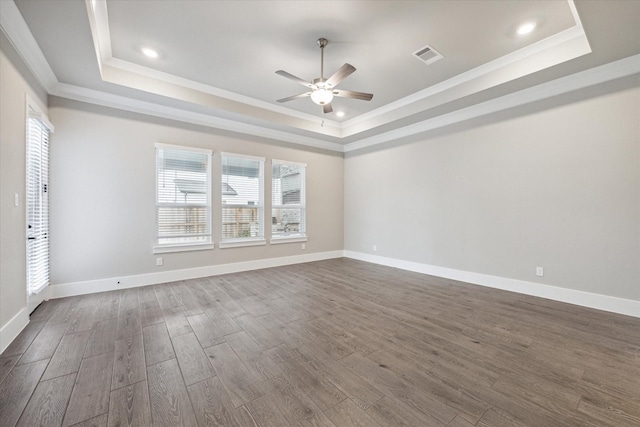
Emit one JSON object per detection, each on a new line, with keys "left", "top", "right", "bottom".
{"left": 413, "top": 44, "right": 443, "bottom": 65}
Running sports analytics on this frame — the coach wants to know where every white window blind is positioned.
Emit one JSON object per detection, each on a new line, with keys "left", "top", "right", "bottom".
{"left": 221, "top": 153, "right": 264, "bottom": 241}
{"left": 26, "top": 115, "right": 52, "bottom": 295}
{"left": 156, "top": 144, "right": 212, "bottom": 248}
{"left": 272, "top": 160, "right": 306, "bottom": 238}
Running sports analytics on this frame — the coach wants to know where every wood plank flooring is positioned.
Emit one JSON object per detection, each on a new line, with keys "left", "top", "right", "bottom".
{"left": 1, "top": 258, "right": 639, "bottom": 426}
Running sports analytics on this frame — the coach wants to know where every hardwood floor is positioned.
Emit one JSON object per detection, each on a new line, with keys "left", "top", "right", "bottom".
{"left": 0, "top": 258, "right": 638, "bottom": 426}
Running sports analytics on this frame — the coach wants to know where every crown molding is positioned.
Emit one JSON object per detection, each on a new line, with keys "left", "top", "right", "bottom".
{"left": 47, "top": 53, "right": 640, "bottom": 155}
{"left": 98, "top": 59, "right": 344, "bottom": 139}
{"left": 342, "top": 12, "right": 588, "bottom": 133}
{"left": 344, "top": 54, "right": 640, "bottom": 152}
{"left": 0, "top": 0, "right": 57, "bottom": 90}
{"left": 106, "top": 56, "right": 342, "bottom": 130}
{"left": 50, "top": 82, "right": 345, "bottom": 152}
{"left": 85, "top": 0, "right": 343, "bottom": 135}
{"left": 84, "top": 0, "right": 591, "bottom": 141}
{"left": 3, "top": 0, "right": 637, "bottom": 156}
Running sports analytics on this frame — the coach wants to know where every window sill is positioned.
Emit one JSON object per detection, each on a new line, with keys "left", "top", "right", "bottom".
{"left": 153, "top": 243, "right": 214, "bottom": 254}
{"left": 270, "top": 235, "right": 307, "bottom": 245}
{"left": 219, "top": 238, "right": 267, "bottom": 249}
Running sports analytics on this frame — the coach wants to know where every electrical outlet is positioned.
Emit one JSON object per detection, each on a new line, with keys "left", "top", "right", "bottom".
{"left": 156, "top": 257, "right": 163, "bottom": 266}
{"left": 536, "top": 267, "right": 544, "bottom": 277}
{"left": 301, "top": 243, "right": 306, "bottom": 250}
{"left": 373, "top": 244, "right": 377, "bottom": 252}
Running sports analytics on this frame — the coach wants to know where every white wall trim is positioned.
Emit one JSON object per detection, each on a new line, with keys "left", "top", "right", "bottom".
{"left": 87, "top": 0, "right": 342, "bottom": 130}
{"left": 344, "top": 54, "right": 640, "bottom": 152}
{"left": 8, "top": 248, "right": 638, "bottom": 355}
{"left": 49, "top": 82, "right": 344, "bottom": 153}
{"left": 86, "top": 0, "right": 589, "bottom": 142}
{"left": 48, "top": 53, "right": 640, "bottom": 156}
{"left": 344, "top": 251, "right": 640, "bottom": 318}
{"left": 50, "top": 250, "right": 343, "bottom": 299}
{"left": 27, "top": 285, "right": 51, "bottom": 314}
{"left": 0, "top": 0, "right": 58, "bottom": 91}
{"left": 0, "top": 307, "right": 29, "bottom": 355}
{"left": 342, "top": 3, "right": 588, "bottom": 130}
{"left": 3, "top": 0, "right": 638, "bottom": 156}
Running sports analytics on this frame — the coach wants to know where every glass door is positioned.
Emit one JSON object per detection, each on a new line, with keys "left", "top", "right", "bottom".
{"left": 26, "top": 109, "right": 52, "bottom": 313}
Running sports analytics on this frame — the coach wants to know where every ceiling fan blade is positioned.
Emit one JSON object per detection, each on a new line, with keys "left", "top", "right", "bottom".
{"left": 325, "top": 63, "right": 356, "bottom": 87}
{"left": 323, "top": 103, "right": 333, "bottom": 114}
{"left": 332, "top": 89, "right": 373, "bottom": 101}
{"left": 276, "top": 70, "right": 313, "bottom": 88}
{"left": 276, "top": 92, "right": 312, "bottom": 103}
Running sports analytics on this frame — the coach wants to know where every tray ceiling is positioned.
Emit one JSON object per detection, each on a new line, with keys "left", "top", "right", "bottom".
{"left": 5, "top": 0, "right": 640, "bottom": 151}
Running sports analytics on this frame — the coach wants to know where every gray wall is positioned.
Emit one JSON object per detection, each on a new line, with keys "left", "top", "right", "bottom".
{"left": 0, "top": 32, "right": 48, "bottom": 328}
{"left": 345, "top": 81, "right": 640, "bottom": 301}
{"left": 2, "top": 25, "right": 638, "bottom": 341}
{"left": 48, "top": 97, "right": 344, "bottom": 286}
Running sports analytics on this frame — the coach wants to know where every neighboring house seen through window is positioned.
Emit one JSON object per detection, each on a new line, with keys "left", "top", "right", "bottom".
{"left": 155, "top": 144, "right": 212, "bottom": 252}
{"left": 220, "top": 153, "right": 265, "bottom": 247}
{"left": 272, "top": 160, "right": 306, "bottom": 242}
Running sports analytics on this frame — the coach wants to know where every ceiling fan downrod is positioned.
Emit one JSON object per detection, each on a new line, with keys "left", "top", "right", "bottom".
{"left": 318, "top": 38, "right": 328, "bottom": 81}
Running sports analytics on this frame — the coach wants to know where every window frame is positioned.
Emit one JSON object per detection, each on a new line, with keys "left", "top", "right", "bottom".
{"left": 219, "top": 152, "right": 266, "bottom": 249}
{"left": 153, "top": 143, "right": 213, "bottom": 254}
{"left": 270, "top": 159, "right": 307, "bottom": 244}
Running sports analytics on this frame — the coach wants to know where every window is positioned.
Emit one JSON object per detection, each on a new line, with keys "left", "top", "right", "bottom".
{"left": 155, "top": 144, "right": 212, "bottom": 252}
{"left": 221, "top": 153, "right": 265, "bottom": 247}
{"left": 271, "top": 160, "right": 306, "bottom": 243}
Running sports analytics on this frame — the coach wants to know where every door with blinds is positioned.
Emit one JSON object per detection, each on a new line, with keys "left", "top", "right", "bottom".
{"left": 26, "top": 107, "right": 54, "bottom": 313}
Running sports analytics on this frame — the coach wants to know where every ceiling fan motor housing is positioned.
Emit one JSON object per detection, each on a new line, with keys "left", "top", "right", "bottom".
{"left": 313, "top": 77, "right": 330, "bottom": 88}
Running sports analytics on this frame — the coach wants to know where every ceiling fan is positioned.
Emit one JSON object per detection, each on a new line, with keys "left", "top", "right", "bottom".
{"left": 276, "top": 38, "right": 373, "bottom": 114}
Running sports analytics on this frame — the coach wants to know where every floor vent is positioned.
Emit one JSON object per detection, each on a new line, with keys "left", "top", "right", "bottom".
{"left": 413, "top": 44, "right": 443, "bottom": 65}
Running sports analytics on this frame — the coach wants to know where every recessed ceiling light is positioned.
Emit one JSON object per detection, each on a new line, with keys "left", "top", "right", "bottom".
{"left": 517, "top": 22, "right": 536, "bottom": 36}
{"left": 336, "top": 111, "right": 345, "bottom": 118}
{"left": 141, "top": 47, "right": 159, "bottom": 58}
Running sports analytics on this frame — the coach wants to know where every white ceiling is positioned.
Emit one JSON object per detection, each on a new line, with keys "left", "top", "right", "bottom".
{"left": 4, "top": 0, "right": 640, "bottom": 152}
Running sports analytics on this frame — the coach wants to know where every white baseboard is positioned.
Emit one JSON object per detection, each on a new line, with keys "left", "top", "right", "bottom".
{"left": 46, "top": 249, "right": 640, "bottom": 318}
{"left": 0, "top": 307, "right": 29, "bottom": 355}
{"left": 344, "top": 251, "right": 640, "bottom": 318}
{"left": 50, "top": 250, "right": 344, "bottom": 299}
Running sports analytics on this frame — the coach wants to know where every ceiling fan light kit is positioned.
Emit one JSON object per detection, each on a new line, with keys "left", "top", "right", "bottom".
{"left": 310, "top": 88, "right": 333, "bottom": 105}
{"left": 276, "top": 37, "right": 373, "bottom": 114}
